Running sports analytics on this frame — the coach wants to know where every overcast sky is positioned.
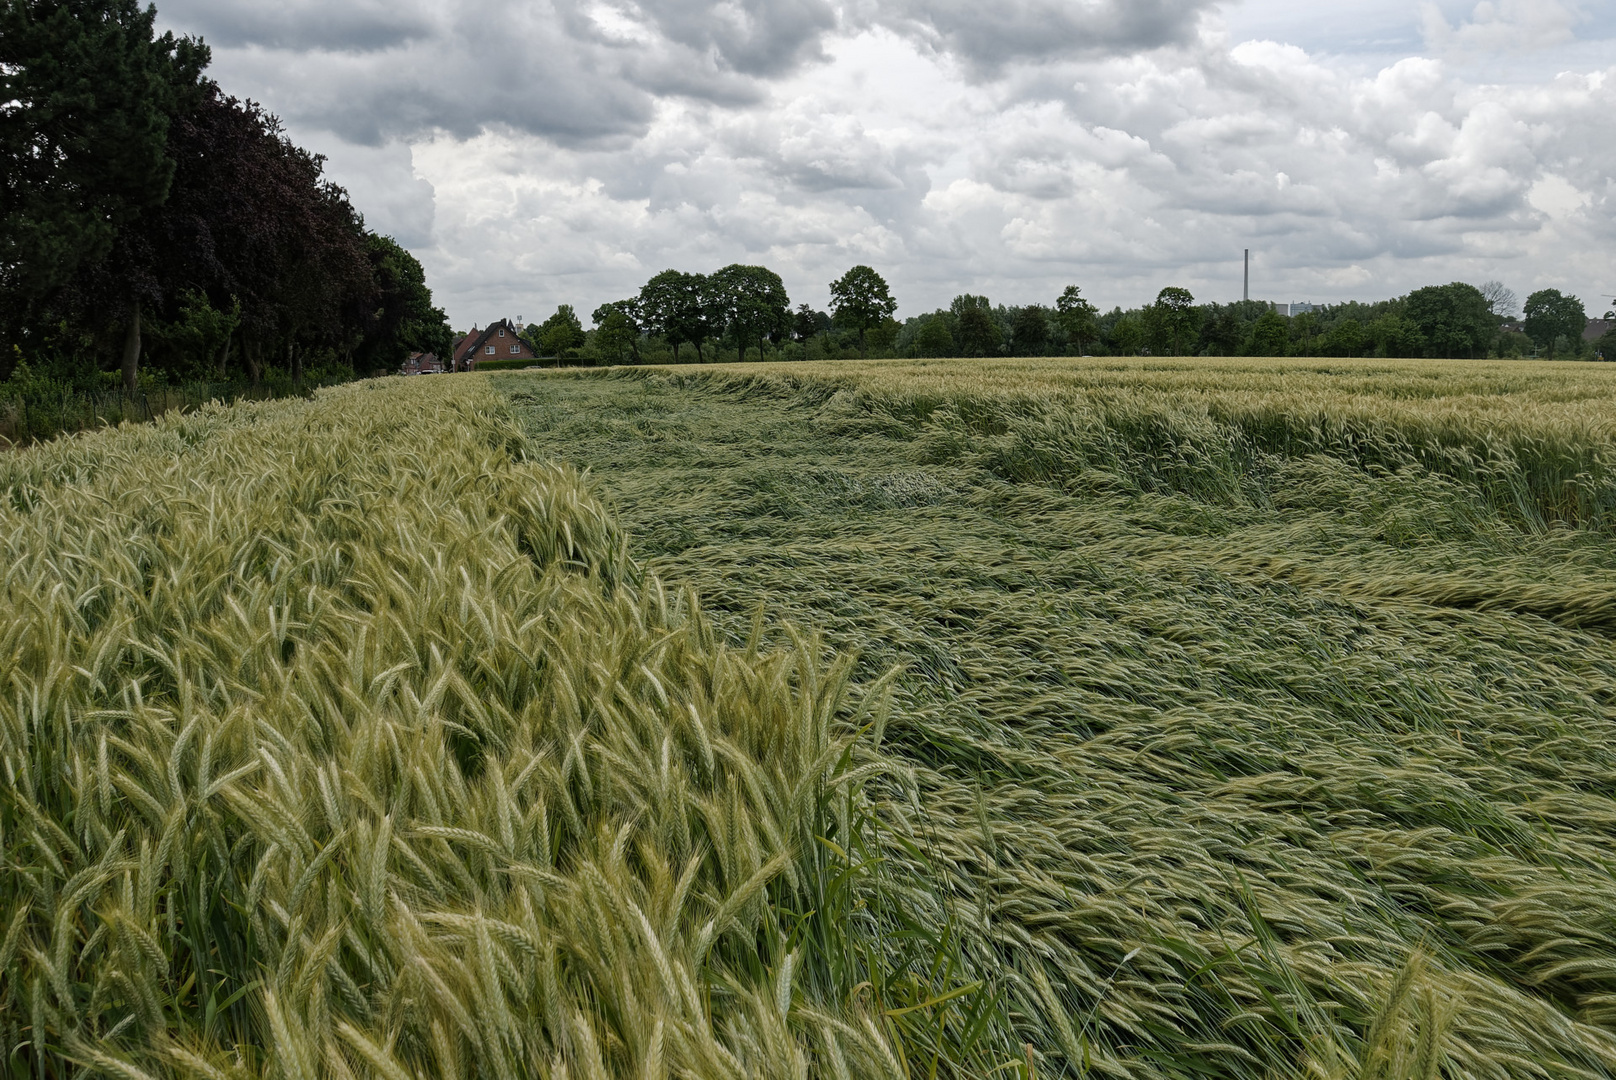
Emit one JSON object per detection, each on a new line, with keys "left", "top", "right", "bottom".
{"left": 154, "top": 0, "right": 1616, "bottom": 329}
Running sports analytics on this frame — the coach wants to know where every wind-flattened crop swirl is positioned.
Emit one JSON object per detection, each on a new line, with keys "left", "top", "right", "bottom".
{"left": 0, "top": 379, "right": 927, "bottom": 1080}
{"left": 626, "top": 357, "right": 1616, "bottom": 531}
{"left": 517, "top": 359, "right": 1616, "bottom": 1078}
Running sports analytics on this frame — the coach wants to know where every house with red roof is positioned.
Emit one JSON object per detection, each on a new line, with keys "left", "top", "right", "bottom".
{"left": 452, "top": 319, "right": 537, "bottom": 370}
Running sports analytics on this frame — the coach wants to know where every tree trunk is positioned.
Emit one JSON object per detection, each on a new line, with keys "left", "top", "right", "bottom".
{"left": 217, "top": 331, "right": 232, "bottom": 380}
{"left": 246, "top": 339, "right": 262, "bottom": 385}
{"left": 121, "top": 305, "right": 141, "bottom": 392}
{"left": 693, "top": 340, "right": 705, "bottom": 364}
{"left": 289, "top": 342, "right": 302, "bottom": 384}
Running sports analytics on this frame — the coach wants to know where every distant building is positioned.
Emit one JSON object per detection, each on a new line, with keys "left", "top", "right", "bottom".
{"left": 402, "top": 352, "right": 444, "bottom": 375}
{"left": 1585, "top": 318, "right": 1613, "bottom": 342}
{"left": 451, "top": 319, "right": 537, "bottom": 371}
{"left": 1269, "top": 302, "right": 1315, "bottom": 317}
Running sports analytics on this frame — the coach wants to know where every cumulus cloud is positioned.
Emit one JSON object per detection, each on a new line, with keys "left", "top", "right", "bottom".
{"left": 1421, "top": 0, "right": 1583, "bottom": 55}
{"left": 198, "top": 1, "right": 658, "bottom": 146}
{"left": 611, "top": 0, "right": 839, "bottom": 75}
{"left": 154, "top": 0, "right": 1616, "bottom": 325}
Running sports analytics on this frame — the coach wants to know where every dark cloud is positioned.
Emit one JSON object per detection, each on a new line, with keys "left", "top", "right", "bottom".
{"left": 860, "top": 0, "right": 1218, "bottom": 73}
{"left": 161, "top": 0, "right": 1216, "bottom": 151}
{"left": 182, "top": 0, "right": 661, "bottom": 146}
{"left": 161, "top": 0, "right": 846, "bottom": 148}
{"left": 157, "top": 0, "right": 437, "bottom": 52}
{"left": 610, "top": 0, "right": 839, "bottom": 75}
{"left": 219, "top": 52, "right": 655, "bottom": 147}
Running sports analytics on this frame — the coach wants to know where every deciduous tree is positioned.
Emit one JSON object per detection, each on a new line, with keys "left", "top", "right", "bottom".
{"left": 1324, "top": 318, "right": 1365, "bottom": 358}
{"left": 952, "top": 295, "right": 1000, "bottom": 357}
{"left": 709, "top": 264, "right": 789, "bottom": 363}
{"left": 537, "top": 305, "right": 586, "bottom": 360}
{"left": 139, "top": 86, "right": 372, "bottom": 383}
{"left": 1054, "top": 285, "right": 1099, "bottom": 354}
{"left": 1011, "top": 304, "right": 1049, "bottom": 355}
{"left": 1406, "top": 282, "right": 1494, "bottom": 358}
{"left": 1, "top": 0, "right": 210, "bottom": 387}
{"left": 1202, "top": 307, "right": 1243, "bottom": 356}
{"left": 592, "top": 300, "right": 641, "bottom": 364}
{"left": 1367, "top": 313, "right": 1422, "bottom": 358}
{"left": 6, "top": 66, "right": 405, "bottom": 387}
{"left": 1480, "top": 280, "right": 1518, "bottom": 318}
{"left": 1247, "top": 310, "right": 1290, "bottom": 356}
{"left": 149, "top": 289, "right": 237, "bottom": 379}
{"left": 638, "top": 270, "right": 712, "bottom": 362}
{"left": 1110, "top": 315, "right": 1143, "bottom": 356}
{"left": 1290, "top": 311, "right": 1319, "bottom": 356}
{"left": 828, "top": 265, "right": 897, "bottom": 358}
{"left": 1154, "top": 286, "right": 1197, "bottom": 355}
{"left": 791, "top": 303, "right": 827, "bottom": 345}
{"left": 913, "top": 315, "right": 956, "bottom": 357}
{"left": 352, "top": 234, "right": 452, "bottom": 374}
{"left": 1523, "top": 288, "right": 1586, "bottom": 360}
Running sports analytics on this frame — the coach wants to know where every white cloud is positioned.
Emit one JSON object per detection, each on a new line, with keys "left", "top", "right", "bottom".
{"left": 1528, "top": 174, "right": 1589, "bottom": 219}
{"left": 156, "top": 0, "right": 1616, "bottom": 325}
{"left": 1422, "top": 0, "right": 1582, "bottom": 55}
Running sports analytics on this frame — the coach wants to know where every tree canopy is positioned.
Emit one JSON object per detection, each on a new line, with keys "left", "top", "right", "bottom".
{"left": 828, "top": 265, "right": 897, "bottom": 358}
{"left": 1406, "top": 282, "right": 1494, "bottom": 358}
{"left": 1, "top": 1, "right": 449, "bottom": 389}
{"left": 1523, "top": 289, "right": 1586, "bottom": 360}
{"left": 913, "top": 316, "right": 957, "bottom": 357}
{"left": 953, "top": 296, "right": 1000, "bottom": 357}
{"left": 1055, "top": 286, "right": 1099, "bottom": 354}
{"left": 638, "top": 270, "right": 714, "bottom": 363}
{"left": 0, "top": 0, "right": 208, "bottom": 309}
{"left": 1011, "top": 305, "right": 1049, "bottom": 355}
{"left": 535, "top": 305, "right": 586, "bottom": 359}
{"left": 354, "top": 235, "right": 452, "bottom": 373}
{"left": 1247, "top": 310, "right": 1290, "bottom": 356}
{"left": 1154, "top": 287, "right": 1197, "bottom": 356}
{"left": 592, "top": 300, "right": 641, "bottom": 364}
{"left": 1480, "top": 280, "right": 1518, "bottom": 318}
{"left": 708, "top": 264, "right": 789, "bottom": 364}
{"left": 530, "top": 268, "right": 1592, "bottom": 367}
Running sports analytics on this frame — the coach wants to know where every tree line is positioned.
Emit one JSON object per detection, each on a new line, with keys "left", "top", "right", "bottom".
{"left": 1, "top": 0, "right": 453, "bottom": 393}
{"left": 513, "top": 263, "right": 897, "bottom": 367}
{"left": 1031, "top": 281, "right": 1603, "bottom": 362}
{"left": 520, "top": 270, "right": 1611, "bottom": 366}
